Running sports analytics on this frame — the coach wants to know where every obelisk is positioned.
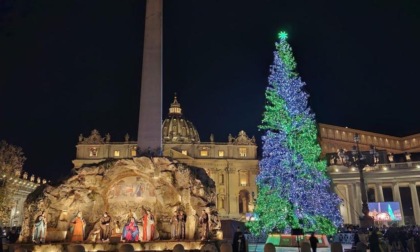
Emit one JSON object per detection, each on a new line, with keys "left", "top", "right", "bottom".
{"left": 138, "top": 0, "right": 162, "bottom": 153}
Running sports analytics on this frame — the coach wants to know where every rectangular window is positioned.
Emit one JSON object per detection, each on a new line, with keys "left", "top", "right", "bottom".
{"left": 182, "top": 150, "right": 188, "bottom": 155}
{"left": 200, "top": 150, "right": 209, "bottom": 157}
{"left": 239, "top": 147, "right": 247, "bottom": 157}
{"left": 131, "top": 149, "right": 137, "bottom": 156}
{"left": 218, "top": 150, "right": 224, "bottom": 157}
{"left": 89, "top": 147, "right": 98, "bottom": 157}
{"left": 239, "top": 171, "right": 249, "bottom": 186}
{"left": 114, "top": 150, "right": 120, "bottom": 157}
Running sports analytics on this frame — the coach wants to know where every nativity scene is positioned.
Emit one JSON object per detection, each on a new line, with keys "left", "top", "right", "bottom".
{"left": 20, "top": 157, "right": 220, "bottom": 246}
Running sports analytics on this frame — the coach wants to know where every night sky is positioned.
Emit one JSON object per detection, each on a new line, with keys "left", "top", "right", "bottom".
{"left": 1, "top": 0, "right": 420, "bottom": 180}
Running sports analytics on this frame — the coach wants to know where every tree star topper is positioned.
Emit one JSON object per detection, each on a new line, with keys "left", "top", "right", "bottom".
{"left": 278, "top": 31, "right": 288, "bottom": 40}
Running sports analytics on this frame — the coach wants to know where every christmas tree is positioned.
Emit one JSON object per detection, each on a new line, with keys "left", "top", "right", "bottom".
{"left": 248, "top": 32, "right": 342, "bottom": 235}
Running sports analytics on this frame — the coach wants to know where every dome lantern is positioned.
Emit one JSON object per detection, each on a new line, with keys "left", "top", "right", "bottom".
{"left": 169, "top": 93, "right": 182, "bottom": 116}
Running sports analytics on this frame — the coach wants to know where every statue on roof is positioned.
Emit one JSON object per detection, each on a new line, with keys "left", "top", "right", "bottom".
{"left": 79, "top": 129, "right": 105, "bottom": 144}
{"left": 228, "top": 134, "right": 234, "bottom": 144}
{"left": 233, "top": 130, "right": 256, "bottom": 145}
{"left": 125, "top": 133, "right": 130, "bottom": 142}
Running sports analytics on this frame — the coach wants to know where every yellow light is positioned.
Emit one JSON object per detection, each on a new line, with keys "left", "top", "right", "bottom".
{"left": 334, "top": 168, "right": 339, "bottom": 172}
{"left": 351, "top": 167, "right": 356, "bottom": 171}
{"left": 382, "top": 166, "right": 388, "bottom": 171}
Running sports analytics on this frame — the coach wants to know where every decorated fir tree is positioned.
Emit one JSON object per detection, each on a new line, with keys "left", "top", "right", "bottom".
{"left": 248, "top": 32, "right": 342, "bottom": 235}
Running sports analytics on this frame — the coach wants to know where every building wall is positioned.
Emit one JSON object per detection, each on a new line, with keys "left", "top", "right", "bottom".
{"left": 319, "top": 123, "right": 420, "bottom": 155}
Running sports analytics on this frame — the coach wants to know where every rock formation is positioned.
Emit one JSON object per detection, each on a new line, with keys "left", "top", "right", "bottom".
{"left": 19, "top": 157, "right": 217, "bottom": 242}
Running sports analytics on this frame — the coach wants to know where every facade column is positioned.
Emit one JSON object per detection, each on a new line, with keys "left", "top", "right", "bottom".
{"left": 392, "top": 183, "right": 405, "bottom": 225}
{"left": 343, "top": 185, "right": 353, "bottom": 224}
{"left": 375, "top": 183, "right": 385, "bottom": 202}
{"left": 347, "top": 184, "right": 358, "bottom": 225}
{"left": 354, "top": 182, "right": 362, "bottom": 223}
{"left": 409, "top": 183, "right": 420, "bottom": 225}
{"left": 334, "top": 184, "right": 349, "bottom": 223}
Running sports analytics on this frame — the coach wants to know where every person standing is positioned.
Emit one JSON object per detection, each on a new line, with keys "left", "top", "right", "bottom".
{"left": 309, "top": 232, "right": 319, "bottom": 252}
{"left": 32, "top": 211, "right": 47, "bottom": 244}
{"left": 100, "top": 212, "right": 112, "bottom": 242}
{"left": 369, "top": 229, "right": 380, "bottom": 252}
{"left": 199, "top": 210, "right": 209, "bottom": 241}
{"left": 232, "top": 227, "right": 246, "bottom": 252}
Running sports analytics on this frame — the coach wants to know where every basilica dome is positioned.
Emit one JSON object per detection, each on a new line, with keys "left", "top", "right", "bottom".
{"left": 162, "top": 95, "right": 200, "bottom": 143}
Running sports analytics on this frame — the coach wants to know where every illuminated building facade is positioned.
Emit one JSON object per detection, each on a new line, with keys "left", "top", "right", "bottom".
{"left": 320, "top": 123, "right": 420, "bottom": 225}
{"left": 72, "top": 119, "right": 420, "bottom": 225}
{"left": 0, "top": 170, "right": 46, "bottom": 227}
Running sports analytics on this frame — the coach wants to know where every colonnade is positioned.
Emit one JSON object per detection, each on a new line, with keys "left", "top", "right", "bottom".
{"left": 335, "top": 182, "right": 420, "bottom": 226}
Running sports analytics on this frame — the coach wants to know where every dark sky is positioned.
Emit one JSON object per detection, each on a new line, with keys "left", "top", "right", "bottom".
{"left": 1, "top": 0, "right": 420, "bottom": 180}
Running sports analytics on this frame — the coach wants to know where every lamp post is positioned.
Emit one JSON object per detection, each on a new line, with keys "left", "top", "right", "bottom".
{"left": 338, "top": 133, "right": 379, "bottom": 227}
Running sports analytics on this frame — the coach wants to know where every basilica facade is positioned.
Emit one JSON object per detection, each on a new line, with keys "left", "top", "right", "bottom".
{"left": 72, "top": 96, "right": 259, "bottom": 221}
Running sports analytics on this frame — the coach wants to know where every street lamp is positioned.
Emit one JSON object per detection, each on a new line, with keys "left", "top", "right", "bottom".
{"left": 337, "top": 133, "right": 379, "bottom": 227}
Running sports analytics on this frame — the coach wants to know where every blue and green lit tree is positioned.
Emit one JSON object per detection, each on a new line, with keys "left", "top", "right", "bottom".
{"left": 248, "top": 32, "right": 342, "bottom": 235}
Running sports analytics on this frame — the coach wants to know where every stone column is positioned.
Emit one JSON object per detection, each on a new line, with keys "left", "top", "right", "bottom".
{"left": 334, "top": 184, "right": 348, "bottom": 223}
{"left": 392, "top": 183, "right": 405, "bottom": 225}
{"left": 375, "top": 183, "right": 384, "bottom": 202}
{"left": 354, "top": 182, "right": 362, "bottom": 222}
{"left": 342, "top": 184, "right": 353, "bottom": 224}
{"left": 347, "top": 184, "right": 358, "bottom": 224}
{"left": 409, "top": 183, "right": 420, "bottom": 225}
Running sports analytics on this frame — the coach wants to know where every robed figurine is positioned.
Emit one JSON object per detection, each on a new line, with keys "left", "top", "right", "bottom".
{"left": 100, "top": 212, "right": 112, "bottom": 242}
{"left": 70, "top": 211, "right": 86, "bottom": 242}
{"left": 121, "top": 217, "right": 139, "bottom": 242}
{"left": 177, "top": 210, "right": 187, "bottom": 240}
{"left": 141, "top": 208, "right": 155, "bottom": 241}
{"left": 32, "top": 211, "right": 47, "bottom": 244}
{"left": 199, "top": 210, "right": 209, "bottom": 240}
{"left": 170, "top": 210, "right": 179, "bottom": 239}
